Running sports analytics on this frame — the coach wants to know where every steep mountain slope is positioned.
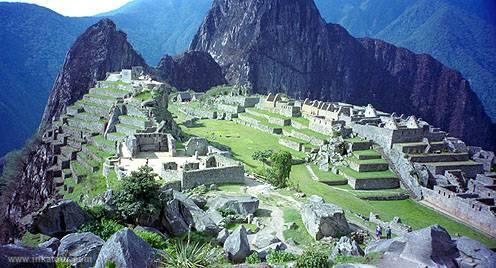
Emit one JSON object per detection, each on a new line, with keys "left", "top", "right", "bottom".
{"left": 314, "top": 0, "right": 496, "bottom": 120}
{"left": 98, "top": 0, "right": 212, "bottom": 65}
{"left": 42, "top": 19, "right": 148, "bottom": 126}
{"left": 155, "top": 51, "right": 226, "bottom": 91}
{"left": 0, "top": 3, "right": 94, "bottom": 156}
{"left": 0, "top": 19, "right": 146, "bottom": 243}
{"left": 191, "top": 0, "right": 496, "bottom": 150}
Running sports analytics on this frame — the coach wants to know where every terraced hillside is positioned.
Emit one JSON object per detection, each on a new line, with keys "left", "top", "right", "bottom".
{"left": 46, "top": 80, "right": 154, "bottom": 204}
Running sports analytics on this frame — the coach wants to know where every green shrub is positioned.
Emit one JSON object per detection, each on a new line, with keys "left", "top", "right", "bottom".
{"left": 268, "top": 151, "right": 292, "bottom": 188}
{"left": 84, "top": 204, "right": 108, "bottom": 220}
{"left": 266, "top": 250, "right": 297, "bottom": 265}
{"left": 135, "top": 230, "right": 167, "bottom": 250}
{"left": 295, "top": 249, "right": 331, "bottom": 268}
{"left": 246, "top": 252, "right": 261, "bottom": 264}
{"left": 112, "top": 166, "right": 163, "bottom": 224}
{"left": 55, "top": 260, "right": 71, "bottom": 268}
{"left": 333, "top": 253, "right": 381, "bottom": 265}
{"left": 217, "top": 207, "right": 236, "bottom": 217}
{"left": 105, "top": 261, "right": 116, "bottom": 268}
{"left": 161, "top": 239, "right": 222, "bottom": 268}
{"left": 79, "top": 218, "right": 124, "bottom": 240}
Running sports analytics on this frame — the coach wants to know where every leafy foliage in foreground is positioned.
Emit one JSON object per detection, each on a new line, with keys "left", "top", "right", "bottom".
{"left": 161, "top": 239, "right": 223, "bottom": 268}
{"left": 112, "top": 165, "right": 163, "bottom": 224}
{"left": 79, "top": 218, "right": 124, "bottom": 241}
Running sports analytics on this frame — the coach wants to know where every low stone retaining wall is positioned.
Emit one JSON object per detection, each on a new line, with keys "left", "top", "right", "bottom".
{"left": 268, "top": 117, "right": 291, "bottom": 126}
{"left": 83, "top": 95, "right": 116, "bottom": 106}
{"left": 89, "top": 88, "right": 129, "bottom": 98}
{"left": 181, "top": 165, "right": 245, "bottom": 190}
{"left": 288, "top": 130, "right": 325, "bottom": 146}
{"left": 348, "top": 161, "right": 389, "bottom": 172}
{"left": 217, "top": 104, "right": 245, "bottom": 113}
{"left": 279, "top": 138, "right": 303, "bottom": 151}
{"left": 350, "top": 141, "right": 372, "bottom": 151}
{"left": 234, "top": 118, "right": 282, "bottom": 134}
{"left": 80, "top": 102, "right": 109, "bottom": 115}
{"left": 348, "top": 177, "right": 400, "bottom": 190}
{"left": 408, "top": 153, "right": 469, "bottom": 163}
{"left": 119, "top": 115, "right": 147, "bottom": 128}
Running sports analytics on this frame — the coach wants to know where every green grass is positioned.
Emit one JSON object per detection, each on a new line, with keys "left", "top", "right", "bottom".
{"left": 21, "top": 232, "right": 50, "bottom": 247}
{"left": 240, "top": 112, "right": 282, "bottom": 129}
{"left": 290, "top": 164, "right": 496, "bottom": 247}
{"left": 345, "top": 136, "right": 367, "bottom": 143}
{"left": 282, "top": 136, "right": 312, "bottom": 147}
{"left": 290, "top": 126, "right": 329, "bottom": 141}
{"left": 218, "top": 183, "right": 244, "bottom": 193}
{"left": 85, "top": 93, "right": 116, "bottom": 100}
{"left": 172, "top": 112, "right": 496, "bottom": 247}
{"left": 353, "top": 150, "right": 381, "bottom": 157}
{"left": 291, "top": 117, "right": 309, "bottom": 126}
{"left": 338, "top": 166, "right": 396, "bottom": 179}
{"left": 348, "top": 157, "right": 388, "bottom": 165}
{"left": 282, "top": 208, "right": 314, "bottom": 245}
{"left": 179, "top": 119, "right": 305, "bottom": 170}
{"left": 71, "top": 161, "right": 89, "bottom": 176}
{"left": 86, "top": 144, "right": 114, "bottom": 159}
{"left": 135, "top": 90, "right": 152, "bottom": 101}
{"left": 226, "top": 223, "right": 258, "bottom": 233}
{"left": 93, "top": 135, "right": 117, "bottom": 147}
{"left": 310, "top": 164, "right": 346, "bottom": 182}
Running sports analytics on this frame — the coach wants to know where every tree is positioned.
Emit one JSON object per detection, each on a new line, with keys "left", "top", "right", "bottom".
{"left": 252, "top": 149, "right": 274, "bottom": 166}
{"left": 112, "top": 165, "right": 162, "bottom": 224}
{"left": 268, "top": 151, "right": 292, "bottom": 188}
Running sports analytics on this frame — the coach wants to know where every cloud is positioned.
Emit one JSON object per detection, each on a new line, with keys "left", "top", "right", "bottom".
{"left": 1, "top": 0, "right": 134, "bottom": 16}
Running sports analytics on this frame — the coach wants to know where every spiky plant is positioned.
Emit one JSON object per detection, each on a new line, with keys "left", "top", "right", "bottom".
{"left": 161, "top": 232, "right": 222, "bottom": 268}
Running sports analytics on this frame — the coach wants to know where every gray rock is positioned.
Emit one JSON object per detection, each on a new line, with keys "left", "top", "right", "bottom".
{"left": 161, "top": 199, "right": 190, "bottom": 236}
{"left": 257, "top": 242, "right": 287, "bottom": 260}
{"left": 0, "top": 244, "right": 54, "bottom": 268}
{"left": 471, "top": 149, "right": 495, "bottom": 172}
{"left": 207, "top": 208, "right": 225, "bottom": 226}
{"left": 208, "top": 194, "right": 260, "bottom": 216}
{"left": 444, "top": 137, "right": 468, "bottom": 153}
{"left": 38, "top": 237, "right": 60, "bottom": 255}
{"left": 174, "top": 192, "right": 219, "bottom": 234}
{"left": 217, "top": 228, "right": 230, "bottom": 245}
{"left": 365, "top": 225, "right": 459, "bottom": 267}
{"left": 301, "top": 197, "right": 350, "bottom": 240}
{"left": 253, "top": 231, "right": 281, "bottom": 249}
{"left": 329, "top": 236, "right": 364, "bottom": 260}
{"left": 223, "top": 225, "right": 251, "bottom": 263}
{"left": 30, "top": 199, "right": 91, "bottom": 237}
{"left": 455, "top": 236, "right": 496, "bottom": 268}
{"left": 134, "top": 226, "right": 168, "bottom": 240}
{"left": 190, "top": 194, "right": 207, "bottom": 209}
{"left": 185, "top": 137, "right": 209, "bottom": 156}
{"left": 58, "top": 232, "right": 104, "bottom": 268}
{"left": 94, "top": 228, "right": 156, "bottom": 268}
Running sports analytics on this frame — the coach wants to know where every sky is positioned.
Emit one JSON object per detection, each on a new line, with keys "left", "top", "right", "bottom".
{"left": 1, "top": 0, "right": 134, "bottom": 16}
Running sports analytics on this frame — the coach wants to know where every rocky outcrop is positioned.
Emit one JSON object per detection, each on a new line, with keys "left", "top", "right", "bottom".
{"left": 29, "top": 200, "right": 91, "bottom": 237}
{"left": 455, "top": 236, "right": 496, "bottom": 268}
{"left": 0, "top": 19, "right": 146, "bottom": 243}
{"left": 42, "top": 18, "right": 147, "bottom": 127}
{"left": 191, "top": 0, "right": 496, "bottom": 150}
{"left": 366, "top": 225, "right": 462, "bottom": 267}
{"left": 0, "top": 244, "right": 54, "bottom": 268}
{"left": 58, "top": 232, "right": 104, "bottom": 268}
{"left": 301, "top": 195, "right": 350, "bottom": 240}
{"left": 38, "top": 237, "right": 60, "bottom": 255}
{"left": 207, "top": 194, "right": 260, "bottom": 216}
{"left": 95, "top": 228, "right": 156, "bottom": 268}
{"left": 329, "top": 236, "right": 364, "bottom": 260}
{"left": 223, "top": 225, "right": 251, "bottom": 263}
{"left": 155, "top": 51, "right": 226, "bottom": 91}
{"left": 173, "top": 192, "right": 219, "bottom": 234}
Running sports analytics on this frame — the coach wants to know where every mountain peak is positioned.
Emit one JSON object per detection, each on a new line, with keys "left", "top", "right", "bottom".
{"left": 191, "top": 0, "right": 496, "bottom": 149}
{"left": 41, "top": 19, "right": 147, "bottom": 128}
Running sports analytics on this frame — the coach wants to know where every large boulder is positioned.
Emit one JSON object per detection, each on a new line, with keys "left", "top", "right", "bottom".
{"left": 174, "top": 192, "right": 219, "bottom": 234}
{"left": 455, "top": 236, "right": 496, "bottom": 268}
{"left": 329, "top": 236, "right": 364, "bottom": 260}
{"left": 161, "top": 199, "right": 190, "bottom": 236}
{"left": 301, "top": 196, "right": 350, "bottom": 240}
{"left": 252, "top": 230, "right": 281, "bottom": 249}
{"left": 0, "top": 244, "right": 54, "bottom": 268}
{"left": 223, "top": 225, "right": 251, "bottom": 263}
{"left": 58, "top": 232, "right": 104, "bottom": 268}
{"left": 38, "top": 237, "right": 60, "bottom": 255}
{"left": 30, "top": 200, "right": 91, "bottom": 237}
{"left": 94, "top": 228, "right": 156, "bottom": 268}
{"left": 366, "top": 225, "right": 460, "bottom": 267}
{"left": 208, "top": 194, "right": 259, "bottom": 216}
{"left": 185, "top": 137, "right": 209, "bottom": 156}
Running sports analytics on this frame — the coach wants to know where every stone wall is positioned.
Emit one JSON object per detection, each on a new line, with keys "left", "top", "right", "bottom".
{"left": 424, "top": 162, "right": 484, "bottom": 178}
{"left": 287, "top": 130, "right": 325, "bottom": 146}
{"left": 181, "top": 165, "right": 245, "bottom": 189}
{"left": 381, "top": 146, "right": 422, "bottom": 198}
{"left": 268, "top": 117, "right": 291, "bottom": 126}
{"left": 234, "top": 118, "right": 282, "bottom": 134}
{"left": 279, "top": 138, "right": 303, "bottom": 151}
{"left": 423, "top": 186, "right": 496, "bottom": 237}
{"left": 290, "top": 120, "right": 306, "bottom": 129}
{"left": 309, "top": 117, "right": 336, "bottom": 135}
{"left": 217, "top": 104, "right": 245, "bottom": 113}
{"left": 348, "top": 161, "right": 389, "bottom": 172}
{"left": 352, "top": 124, "right": 394, "bottom": 149}
{"left": 348, "top": 177, "right": 400, "bottom": 190}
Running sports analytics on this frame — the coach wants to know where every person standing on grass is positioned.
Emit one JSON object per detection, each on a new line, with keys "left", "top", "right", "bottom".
{"left": 376, "top": 225, "right": 382, "bottom": 240}
{"left": 386, "top": 226, "right": 392, "bottom": 239}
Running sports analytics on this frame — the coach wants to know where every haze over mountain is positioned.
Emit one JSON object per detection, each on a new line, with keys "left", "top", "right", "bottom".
{"left": 0, "top": 0, "right": 495, "bottom": 157}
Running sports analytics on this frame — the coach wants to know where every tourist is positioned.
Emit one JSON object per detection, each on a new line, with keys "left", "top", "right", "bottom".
{"left": 375, "top": 225, "right": 382, "bottom": 239}
{"left": 386, "top": 226, "right": 392, "bottom": 239}
{"left": 146, "top": 158, "right": 149, "bottom": 166}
